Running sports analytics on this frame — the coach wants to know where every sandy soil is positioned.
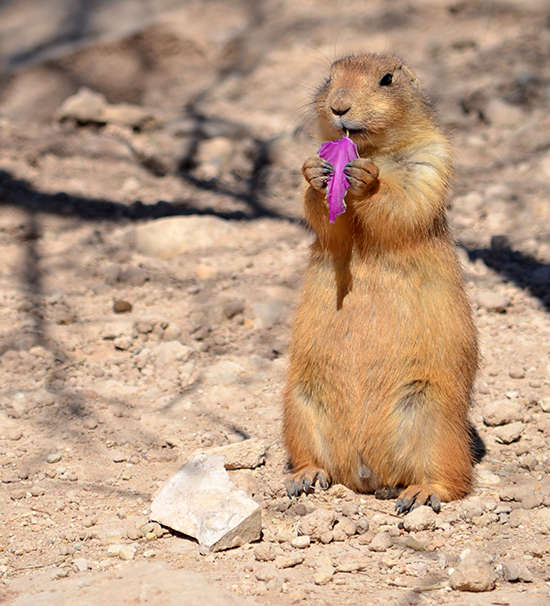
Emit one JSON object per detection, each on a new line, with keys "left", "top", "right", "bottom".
{"left": 1, "top": 1, "right": 550, "bottom": 604}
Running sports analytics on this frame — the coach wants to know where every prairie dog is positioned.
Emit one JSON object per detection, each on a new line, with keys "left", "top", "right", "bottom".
{"left": 283, "top": 52, "right": 478, "bottom": 512}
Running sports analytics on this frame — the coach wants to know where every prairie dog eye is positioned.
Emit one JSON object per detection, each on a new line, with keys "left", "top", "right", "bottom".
{"left": 379, "top": 73, "right": 393, "bottom": 86}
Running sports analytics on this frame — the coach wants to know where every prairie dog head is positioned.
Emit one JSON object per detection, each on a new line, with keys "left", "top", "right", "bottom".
{"left": 315, "top": 53, "right": 434, "bottom": 154}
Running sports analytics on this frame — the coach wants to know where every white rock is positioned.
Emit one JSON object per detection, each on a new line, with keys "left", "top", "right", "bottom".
{"left": 150, "top": 454, "right": 261, "bottom": 551}
{"left": 402, "top": 506, "right": 437, "bottom": 532}
{"left": 475, "top": 290, "right": 510, "bottom": 313}
{"left": 368, "top": 531, "right": 393, "bottom": 552}
{"left": 450, "top": 549, "right": 497, "bottom": 592}
{"left": 476, "top": 469, "right": 501, "bottom": 486}
{"left": 198, "top": 438, "right": 266, "bottom": 470}
{"left": 133, "top": 217, "right": 235, "bottom": 259}
{"left": 494, "top": 421, "right": 524, "bottom": 444}
{"left": 483, "top": 400, "right": 523, "bottom": 426}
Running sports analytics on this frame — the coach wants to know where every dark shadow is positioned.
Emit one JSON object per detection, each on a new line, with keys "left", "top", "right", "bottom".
{"left": 465, "top": 244, "right": 550, "bottom": 311}
{"left": 469, "top": 423, "right": 486, "bottom": 464}
{"left": 0, "top": 169, "right": 293, "bottom": 222}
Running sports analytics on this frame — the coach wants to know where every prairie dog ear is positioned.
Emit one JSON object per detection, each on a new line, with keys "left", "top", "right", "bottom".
{"left": 401, "top": 65, "right": 422, "bottom": 91}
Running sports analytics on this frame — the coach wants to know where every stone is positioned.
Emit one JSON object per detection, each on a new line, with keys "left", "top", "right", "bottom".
{"left": 133, "top": 216, "right": 235, "bottom": 259}
{"left": 509, "top": 366, "right": 525, "bottom": 380}
{"left": 47, "top": 452, "right": 62, "bottom": 464}
{"left": 402, "top": 506, "right": 437, "bottom": 532}
{"left": 332, "top": 517, "right": 357, "bottom": 541}
{"left": 150, "top": 454, "right": 261, "bottom": 551}
{"left": 476, "top": 469, "right": 501, "bottom": 486}
{"left": 274, "top": 553, "right": 304, "bottom": 569}
{"left": 297, "top": 509, "right": 337, "bottom": 543}
{"left": 291, "top": 535, "right": 310, "bottom": 549}
{"left": 120, "top": 266, "right": 149, "bottom": 286}
{"left": 356, "top": 518, "right": 370, "bottom": 534}
{"left": 118, "top": 545, "right": 135, "bottom": 561}
{"left": 368, "top": 531, "right": 393, "bottom": 552}
{"left": 314, "top": 567, "right": 334, "bottom": 585}
{"left": 72, "top": 558, "right": 88, "bottom": 572}
{"left": 404, "top": 536, "right": 427, "bottom": 551}
{"left": 450, "top": 549, "right": 497, "bottom": 592}
{"left": 102, "top": 320, "right": 136, "bottom": 340}
{"left": 514, "top": 487, "right": 542, "bottom": 510}
{"left": 113, "top": 300, "right": 133, "bottom": 314}
{"left": 483, "top": 400, "right": 523, "bottom": 426}
{"left": 494, "top": 421, "right": 524, "bottom": 444}
{"left": 475, "top": 290, "right": 510, "bottom": 313}
{"left": 254, "top": 543, "right": 275, "bottom": 562}
{"left": 539, "top": 398, "right": 550, "bottom": 413}
{"left": 223, "top": 300, "right": 245, "bottom": 319}
{"left": 163, "top": 323, "right": 182, "bottom": 341}
{"left": 57, "top": 87, "right": 161, "bottom": 129}
{"left": 336, "top": 557, "right": 370, "bottom": 573}
{"left": 501, "top": 561, "right": 534, "bottom": 583}
{"left": 198, "top": 438, "right": 266, "bottom": 470}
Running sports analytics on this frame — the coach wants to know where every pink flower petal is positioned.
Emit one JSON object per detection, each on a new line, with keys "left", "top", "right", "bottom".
{"left": 318, "top": 136, "right": 359, "bottom": 223}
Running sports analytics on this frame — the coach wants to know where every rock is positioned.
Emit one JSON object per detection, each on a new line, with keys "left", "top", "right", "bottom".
{"left": 501, "top": 561, "right": 534, "bottom": 583}
{"left": 274, "top": 553, "right": 304, "bottom": 569}
{"left": 223, "top": 300, "right": 245, "bottom": 319}
{"left": 476, "top": 469, "right": 501, "bottom": 486}
{"left": 46, "top": 452, "right": 62, "bottom": 464}
{"left": 332, "top": 517, "right": 357, "bottom": 541}
{"left": 450, "top": 549, "right": 497, "bottom": 592}
{"left": 291, "top": 535, "right": 310, "bottom": 549}
{"left": 227, "top": 470, "right": 259, "bottom": 497}
{"left": 57, "top": 87, "right": 161, "bottom": 129}
{"left": 72, "top": 558, "right": 88, "bottom": 572}
{"left": 198, "top": 438, "right": 266, "bottom": 470}
{"left": 314, "top": 567, "right": 334, "bottom": 585}
{"left": 539, "top": 398, "right": 550, "bottom": 413}
{"left": 336, "top": 557, "right": 370, "bottom": 573}
{"left": 475, "top": 290, "right": 510, "bottom": 313}
{"left": 509, "top": 366, "right": 525, "bottom": 380}
{"left": 120, "top": 266, "right": 149, "bottom": 286}
{"left": 494, "top": 421, "right": 524, "bottom": 444}
{"left": 484, "top": 99, "right": 524, "bottom": 127}
{"left": 150, "top": 454, "right": 261, "bottom": 551}
{"left": 133, "top": 216, "right": 235, "bottom": 259}
{"left": 356, "top": 518, "right": 370, "bottom": 534}
{"left": 514, "top": 487, "right": 542, "bottom": 510}
{"left": 163, "top": 323, "right": 182, "bottom": 341}
{"left": 118, "top": 545, "right": 135, "bottom": 561}
{"left": 368, "top": 531, "right": 393, "bottom": 552}
{"left": 404, "top": 536, "right": 427, "bottom": 551}
{"left": 155, "top": 342, "right": 194, "bottom": 368}
{"left": 297, "top": 509, "right": 337, "bottom": 543}
{"left": 254, "top": 543, "right": 275, "bottom": 562}
{"left": 482, "top": 400, "right": 523, "bottom": 426}
{"left": 402, "top": 506, "right": 437, "bottom": 532}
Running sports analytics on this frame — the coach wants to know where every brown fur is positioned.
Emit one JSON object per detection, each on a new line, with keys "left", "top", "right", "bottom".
{"left": 283, "top": 52, "right": 479, "bottom": 511}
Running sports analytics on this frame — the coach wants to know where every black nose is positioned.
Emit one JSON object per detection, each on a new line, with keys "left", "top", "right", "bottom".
{"left": 331, "top": 105, "right": 350, "bottom": 116}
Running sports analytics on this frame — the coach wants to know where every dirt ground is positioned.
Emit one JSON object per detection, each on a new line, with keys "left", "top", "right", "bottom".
{"left": 1, "top": 0, "right": 550, "bottom": 604}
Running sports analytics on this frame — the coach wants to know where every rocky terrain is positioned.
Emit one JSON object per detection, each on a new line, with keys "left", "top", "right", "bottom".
{"left": 1, "top": 0, "right": 550, "bottom": 604}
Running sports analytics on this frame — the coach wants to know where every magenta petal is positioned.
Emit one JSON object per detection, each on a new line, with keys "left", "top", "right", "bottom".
{"left": 318, "top": 136, "right": 359, "bottom": 223}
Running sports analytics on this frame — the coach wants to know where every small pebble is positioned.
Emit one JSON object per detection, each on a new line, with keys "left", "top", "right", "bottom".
{"left": 118, "top": 545, "right": 135, "bottom": 561}
{"left": 72, "top": 558, "right": 88, "bottom": 572}
{"left": 369, "top": 531, "right": 393, "bottom": 552}
{"left": 314, "top": 567, "right": 334, "bottom": 585}
{"left": 404, "top": 536, "right": 426, "bottom": 552}
{"left": 113, "top": 300, "right": 133, "bottom": 314}
{"left": 47, "top": 452, "right": 62, "bottom": 464}
{"left": 291, "top": 535, "right": 310, "bottom": 549}
{"left": 143, "top": 550, "right": 156, "bottom": 558}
